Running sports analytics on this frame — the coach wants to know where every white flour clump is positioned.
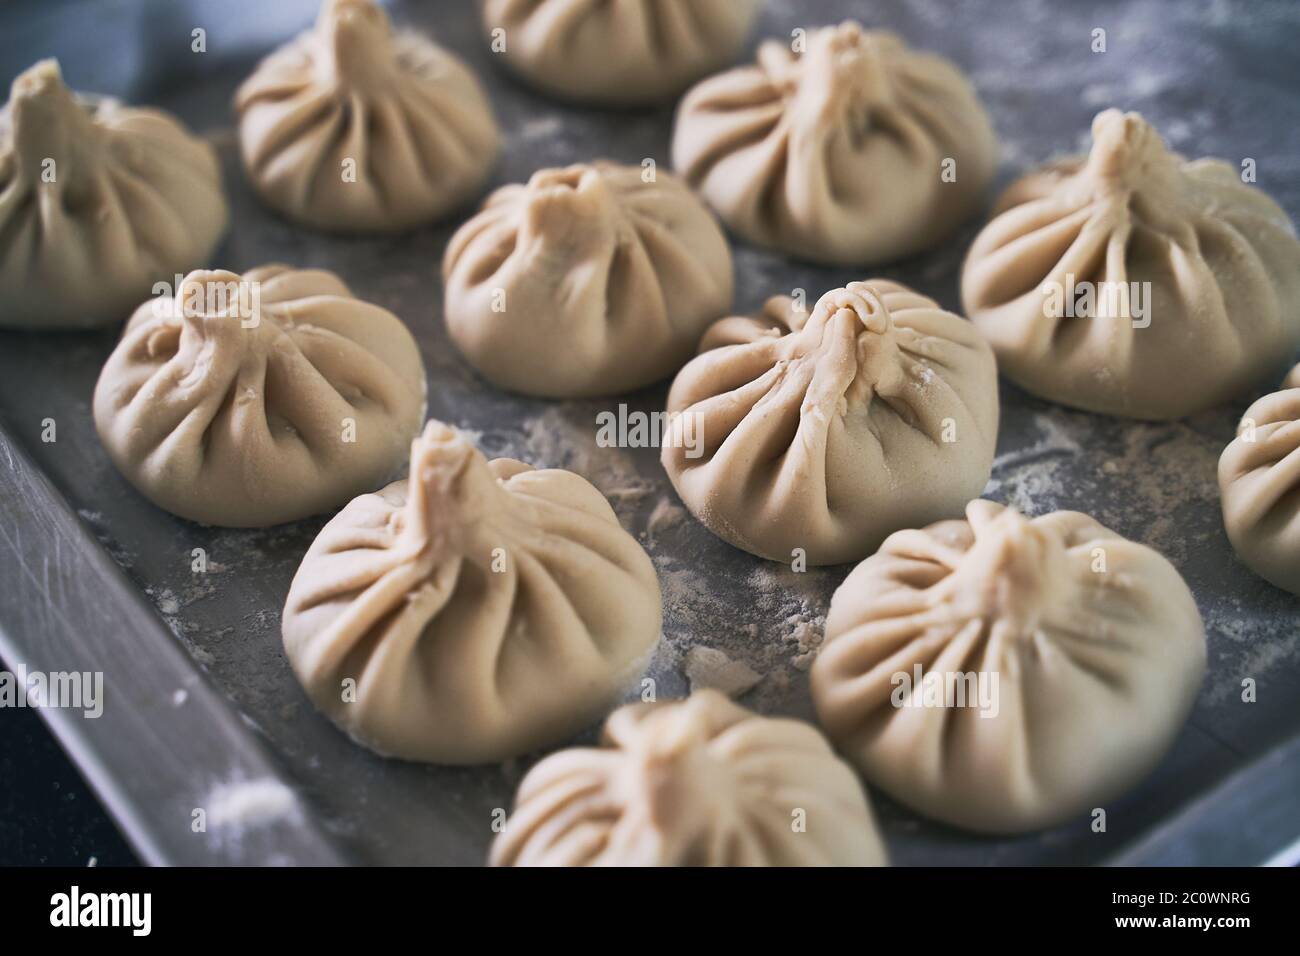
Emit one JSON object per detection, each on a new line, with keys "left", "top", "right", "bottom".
{"left": 204, "top": 777, "right": 300, "bottom": 835}
{"left": 684, "top": 646, "right": 762, "bottom": 698}
{"left": 785, "top": 615, "right": 825, "bottom": 671}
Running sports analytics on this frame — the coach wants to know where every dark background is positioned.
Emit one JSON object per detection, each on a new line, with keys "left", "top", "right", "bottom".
{"left": 0, "top": 704, "right": 136, "bottom": 865}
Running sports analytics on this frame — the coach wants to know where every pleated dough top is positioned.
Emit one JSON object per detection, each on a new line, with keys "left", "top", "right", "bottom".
{"left": 0, "top": 59, "right": 227, "bottom": 329}
{"left": 236, "top": 0, "right": 499, "bottom": 233}
{"left": 962, "top": 109, "right": 1300, "bottom": 419}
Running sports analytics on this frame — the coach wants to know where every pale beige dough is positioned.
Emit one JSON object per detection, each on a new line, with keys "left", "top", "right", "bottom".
{"left": 1284, "top": 362, "right": 1300, "bottom": 390}
{"left": 0, "top": 60, "right": 228, "bottom": 330}
{"left": 443, "top": 161, "right": 733, "bottom": 398}
{"left": 479, "top": 0, "right": 760, "bottom": 105}
{"left": 1219, "top": 384, "right": 1300, "bottom": 595}
{"left": 235, "top": 0, "right": 499, "bottom": 233}
{"left": 662, "top": 280, "right": 998, "bottom": 566}
{"left": 281, "top": 421, "right": 662, "bottom": 764}
{"left": 962, "top": 109, "right": 1300, "bottom": 420}
{"left": 490, "top": 690, "right": 888, "bottom": 866}
{"left": 93, "top": 265, "right": 426, "bottom": 527}
{"left": 672, "top": 21, "right": 998, "bottom": 266}
{"left": 811, "top": 500, "right": 1206, "bottom": 834}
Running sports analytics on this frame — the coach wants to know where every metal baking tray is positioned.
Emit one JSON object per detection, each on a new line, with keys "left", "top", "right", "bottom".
{"left": 2, "top": 0, "right": 1298, "bottom": 866}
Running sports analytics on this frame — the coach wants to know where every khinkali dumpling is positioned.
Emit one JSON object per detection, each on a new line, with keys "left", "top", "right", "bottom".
{"left": 672, "top": 22, "right": 998, "bottom": 266}
{"left": 443, "top": 161, "right": 733, "bottom": 397}
{"left": 490, "top": 690, "right": 888, "bottom": 866}
{"left": 93, "top": 266, "right": 426, "bottom": 527}
{"left": 281, "top": 420, "right": 662, "bottom": 763}
{"left": 0, "top": 59, "right": 228, "bottom": 330}
{"left": 1219, "top": 385, "right": 1300, "bottom": 595}
{"left": 962, "top": 109, "right": 1300, "bottom": 420}
{"left": 235, "top": 0, "right": 499, "bottom": 233}
{"left": 662, "top": 280, "right": 998, "bottom": 565}
{"left": 479, "top": 0, "right": 761, "bottom": 105}
{"left": 811, "top": 500, "right": 1206, "bottom": 834}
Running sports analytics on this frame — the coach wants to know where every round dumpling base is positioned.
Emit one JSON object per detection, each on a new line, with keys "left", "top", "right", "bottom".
{"left": 281, "top": 421, "right": 663, "bottom": 764}
{"left": 811, "top": 500, "right": 1206, "bottom": 834}
{"left": 961, "top": 109, "right": 1300, "bottom": 420}
{"left": 0, "top": 60, "right": 228, "bottom": 330}
{"left": 662, "top": 280, "right": 999, "bottom": 565}
{"left": 93, "top": 265, "right": 427, "bottom": 527}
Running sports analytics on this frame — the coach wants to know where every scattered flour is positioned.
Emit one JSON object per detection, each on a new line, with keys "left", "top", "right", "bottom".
{"left": 501, "top": 406, "right": 657, "bottom": 514}
{"left": 644, "top": 496, "right": 687, "bottom": 540}
{"left": 747, "top": 565, "right": 830, "bottom": 671}
{"left": 646, "top": 539, "right": 836, "bottom": 715}
{"left": 511, "top": 115, "right": 563, "bottom": 143}
{"left": 984, "top": 412, "right": 1083, "bottom": 515}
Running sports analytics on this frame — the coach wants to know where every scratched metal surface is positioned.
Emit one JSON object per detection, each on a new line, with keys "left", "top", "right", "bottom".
{"left": 0, "top": 0, "right": 1298, "bottom": 865}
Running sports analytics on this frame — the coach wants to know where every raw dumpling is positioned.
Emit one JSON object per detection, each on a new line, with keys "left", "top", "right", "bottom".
{"left": 811, "top": 499, "right": 1206, "bottom": 834}
{"left": 281, "top": 420, "right": 662, "bottom": 763}
{"left": 962, "top": 109, "right": 1300, "bottom": 420}
{"left": 0, "top": 59, "right": 228, "bottom": 330}
{"left": 443, "top": 161, "right": 733, "bottom": 397}
{"left": 479, "top": 0, "right": 761, "bottom": 105}
{"left": 672, "top": 22, "right": 998, "bottom": 266}
{"left": 1219, "top": 386, "right": 1300, "bottom": 595}
{"left": 93, "top": 266, "right": 426, "bottom": 527}
{"left": 235, "top": 0, "right": 499, "bottom": 233}
{"left": 490, "top": 690, "right": 888, "bottom": 866}
{"left": 662, "top": 280, "right": 999, "bottom": 565}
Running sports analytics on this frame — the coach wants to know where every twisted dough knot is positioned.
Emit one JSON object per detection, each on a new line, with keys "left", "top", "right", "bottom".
{"left": 938, "top": 501, "right": 1073, "bottom": 634}
{"left": 401, "top": 422, "right": 506, "bottom": 560}
{"left": 1085, "top": 108, "right": 1180, "bottom": 194}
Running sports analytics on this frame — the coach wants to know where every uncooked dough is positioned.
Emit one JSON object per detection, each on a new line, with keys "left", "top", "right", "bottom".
{"left": 683, "top": 646, "right": 762, "bottom": 699}
{"left": 663, "top": 280, "right": 999, "bottom": 565}
{"left": 93, "top": 265, "right": 426, "bottom": 527}
{"left": 443, "top": 161, "right": 733, "bottom": 397}
{"left": 235, "top": 0, "right": 499, "bottom": 233}
{"left": 672, "top": 21, "right": 998, "bottom": 266}
{"left": 490, "top": 690, "right": 888, "bottom": 866}
{"left": 281, "top": 420, "right": 662, "bottom": 763}
{"left": 811, "top": 499, "right": 1206, "bottom": 834}
{"left": 479, "top": 0, "right": 761, "bottom": 105}
{"left": 0, "top": 59, "right": 228, "bottom": 330}
{"left": 962, "top": 109, "right": 1300, "bottom": 419}
{"left": 1219, "top": 386, "right": 1300, "bottom": 595}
